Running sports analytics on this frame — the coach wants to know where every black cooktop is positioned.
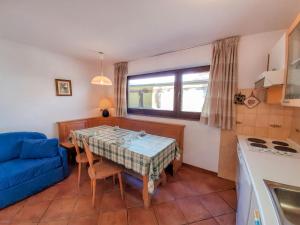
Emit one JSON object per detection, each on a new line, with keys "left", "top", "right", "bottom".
{"left": 247, "top": 138, "right": 266, "bottom": 144}
{"left": 274, "top": 146, "right": 298, "bottom": 153}
{"left": 272, "top": 141, "right": 289, "bottom": 146}
{"left": 250, "top": 143, "right": 268, "bottom": 148}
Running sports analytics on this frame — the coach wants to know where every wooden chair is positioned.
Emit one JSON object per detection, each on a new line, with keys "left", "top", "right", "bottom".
{"left": 82, "top": 138, "right": 124, "bottom": 207}
{"left": 70, "top": 131, "right": 100, "bottom": 188}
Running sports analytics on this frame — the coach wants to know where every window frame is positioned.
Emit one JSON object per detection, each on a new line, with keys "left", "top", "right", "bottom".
{"left": 126, "top": 65, "right": 210, "bottom": 120}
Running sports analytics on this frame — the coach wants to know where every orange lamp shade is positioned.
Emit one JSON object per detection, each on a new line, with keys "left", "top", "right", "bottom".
{"left": 99, "top": 98, "right": 112, "bottom": 109}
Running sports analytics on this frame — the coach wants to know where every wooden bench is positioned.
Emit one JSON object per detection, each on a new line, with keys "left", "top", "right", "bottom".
{"left": 57, "top": 116, "right": 184, "bottom": 169}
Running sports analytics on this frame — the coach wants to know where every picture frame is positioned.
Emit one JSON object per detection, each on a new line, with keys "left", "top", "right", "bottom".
{"left": 55, "top": 79, "right": 72, "bottom": 96}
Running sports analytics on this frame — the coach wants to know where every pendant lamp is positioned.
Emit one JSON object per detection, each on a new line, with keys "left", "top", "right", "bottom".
{"left": 91, "top": 52, "right": 112, "bottom": 85}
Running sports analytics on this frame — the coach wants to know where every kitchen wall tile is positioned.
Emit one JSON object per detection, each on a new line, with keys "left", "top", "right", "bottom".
{"left": 268, "top": 127, "right": 288, "bottom": 139}
{"left": 284, "top": 107, "right": 294, "bottom": 116}
{"left": 254, "top": 127, "right": 268, "bottom": 137}
{"left": 244, "top": 106, "right": 257, "bottom": 115}
{"left": 256, "top": 103, "right": 270, "bottom": 115}
{"left": 243, "top": 114, "right": 256, "bottom": 126}
{"left": 255, "top": 115, "right": 269, "bottom": 128}
{"left": 236, "top": 105, "right": 245, "bottom": 114}
{"left": 219, "top": 87, "right": 298, "bottom": 182}
{"left": 241, "top": 126, "right": 255, "bottom": 136}
{"left": 289, "top": 109, "right": 300, "bottom": 144}
{"left": 270, "top": 105, "right": 285, "bottom": 116}
{"left": 268, "top": 115, "right": 284, "bottom": 127}
{"left": 236, "top": 114, "right": 244, "bottom": 124}
{"left": 282, "top": 116, "right": 292, "bottom": 129}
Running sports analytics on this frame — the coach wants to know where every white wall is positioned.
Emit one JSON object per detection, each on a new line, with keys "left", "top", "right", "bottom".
{"left": 82, "top": 30, "right": 286, "bottom": 172}
{"left": 0, "top": 39, "right": 103, "bottom": 137}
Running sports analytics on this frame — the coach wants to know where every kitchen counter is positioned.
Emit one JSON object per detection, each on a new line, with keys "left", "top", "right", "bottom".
{"left": 237, "top": 135, "right": 300, "bottom": 225}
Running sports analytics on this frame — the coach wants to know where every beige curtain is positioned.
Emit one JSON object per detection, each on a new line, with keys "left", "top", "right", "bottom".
{"left": 114, "top": 62, "right": 128, "bottom": 117}
{"left": 201, "top": 36, "right": 239, "bottom": 130}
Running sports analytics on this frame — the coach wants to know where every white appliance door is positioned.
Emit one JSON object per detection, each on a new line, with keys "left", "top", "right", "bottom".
{"left": 236, "top": 147, "right": 253, "bottom": 225}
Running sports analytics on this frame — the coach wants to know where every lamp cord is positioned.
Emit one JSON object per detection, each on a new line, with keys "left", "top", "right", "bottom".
{"left": 98, "top": 52, "right": 104, "bottom": 76}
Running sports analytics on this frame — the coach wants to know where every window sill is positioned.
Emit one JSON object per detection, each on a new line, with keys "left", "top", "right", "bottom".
{"left": 127, "top": 112, "right": 201, "bottom": 122}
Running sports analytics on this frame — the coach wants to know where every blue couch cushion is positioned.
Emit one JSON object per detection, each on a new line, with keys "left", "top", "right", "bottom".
{"left": 0, "top": 157, "right": 62, "bottom": 190}
{"left": 20, "top": 138, "right": 59, "bottom": 159}
{"left": 0, "top": 132, "right": 47, "bottom": 162}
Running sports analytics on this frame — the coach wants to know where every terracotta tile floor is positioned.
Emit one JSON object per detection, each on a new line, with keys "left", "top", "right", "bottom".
{"left": 0, "top": 165, "right": 237, "bottom": 225}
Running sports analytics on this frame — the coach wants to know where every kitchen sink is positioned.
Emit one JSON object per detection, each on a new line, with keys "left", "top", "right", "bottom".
{"left": 264, "top": 180, "right": 300, "bottom": 225}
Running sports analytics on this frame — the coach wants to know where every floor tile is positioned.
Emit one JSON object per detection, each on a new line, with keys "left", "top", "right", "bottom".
{"left": 128, "top": 207, "right": 157, "bottom": 225}
{"left": 68, "top": 215, "right": 98, "bottom": 225}
{"left": 97, "top": 178, "right": 119, "bottom": 193}
{"left": 164, "top": 181, "right": 197, "bottom": 199}
{"left": 100, "top": 190, "right": 126, "bottom": 212}
{"left": 177, "top": 167, "right": 212, "bottom": 182}
{"left": 98, "top": 209, "right": 127, "bottom": 225}
{"left": 206, "top": 177, "right": 235, "bottom": 193}
{"left": 152, "top": 187, "right": 175, "bottom": 205}
{"left": 166, "top": 173, "right": 180, "bottom": 183}
{"left": 41, "top": 197, "right": 77, "bottom": 222}
{"left": 184, "top": 179, "right": 216, "bottom": 195}
{"left": 217, "top": 190, "right": 237, "bottom": 210}
{"left": 190, "top": 218, "right": 219, "bottom": 225}
{"left": 125, "top": 188, "right": 144, "bottom": 208}
{"left": 77, "top": 179, "right": 93, "bottom": 196}
{"left": 38, "top": 220, "right": 68, "bottom": 225}
{"left": 214, "top": 213, "right": 236, "bottom": 225}
{"left": 176, "top": 196, "right": 212, "bottom": 223}
{"left": 0, "top": 201, "right": 25, "bottom": 223}
{"left": 124, "top": 174, "right": 143, "bottom": 190}
{"left": 9, "top": 222, "right": 38, "bottom": 225}
{"left": 153, "top": 201, "right": 186, "bottom": 225}
{"left": 26, "top": 186, "right": 58, "bottom": 204}
{"left": 71, "top": 195, "right": 101, "bottom": 218}
{"left": 199, "top": 193, "right": 233, "bottom": 217}
{"left": 2, "top": 165, "right": 237, "bottom": 225}
{"left": 54, "top": 182, "right": 79, "bottom": 199}
{"left": 13, "top": 201, "right": 51, "bottom": 223}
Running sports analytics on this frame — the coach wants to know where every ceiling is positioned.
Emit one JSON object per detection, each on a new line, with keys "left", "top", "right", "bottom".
{"left": 0, "top": 0, "right": 299, "bottom": 64}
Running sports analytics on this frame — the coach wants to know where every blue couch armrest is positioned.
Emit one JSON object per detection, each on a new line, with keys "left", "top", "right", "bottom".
{"left": 58, "top": 147, "right": 69, "bottom": 177}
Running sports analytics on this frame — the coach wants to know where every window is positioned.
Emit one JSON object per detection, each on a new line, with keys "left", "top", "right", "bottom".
{"left": 127, "top": 66, "right": 210, "bottom": 120}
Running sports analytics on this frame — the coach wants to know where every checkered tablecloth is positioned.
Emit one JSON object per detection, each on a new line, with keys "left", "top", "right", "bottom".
{"left": 74, "top": 125, "right": 180, "bottom": 193}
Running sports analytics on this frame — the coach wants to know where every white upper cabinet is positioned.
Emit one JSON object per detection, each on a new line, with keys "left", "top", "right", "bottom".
{"left": 269, "top": 35, "right": 286, "bottom": 71}
{"left": 282, "top": 14, "right": 300, "bottom": 107}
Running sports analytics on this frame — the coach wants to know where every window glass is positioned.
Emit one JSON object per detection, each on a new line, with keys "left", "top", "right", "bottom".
{"left": 127, "top": 75, "right": 175, "bottom": 111}
{"left": 181, "top": 72, "right": 209, "bottom": 112}
{"left": 127, "top": 66, "right": 210, "bottom": 119}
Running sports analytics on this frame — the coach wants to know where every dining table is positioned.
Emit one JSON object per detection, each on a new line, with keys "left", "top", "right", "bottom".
{"left": 74, "top": 125, "right": 180, "bottom": 208}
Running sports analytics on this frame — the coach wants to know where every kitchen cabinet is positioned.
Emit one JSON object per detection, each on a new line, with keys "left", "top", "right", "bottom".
{"left": 255, "top": 35, "right": 285, "bottom": 104}
{"left": 265, "top": 35, "right": 286, "bottom": 104}
{"left": 269, "top": 35, "right": 286, "bottom": 71}
{"left": 236, "top": 144, "right": 263, "bottom": 225}
{"left": 282, "top": 13, "right": 300, "bottom": 106}
{"left": 236, "top": 145, "right": 253, "bottom": 225}
{"left": 247, "top": 190, "right": 262, "bottom": 225}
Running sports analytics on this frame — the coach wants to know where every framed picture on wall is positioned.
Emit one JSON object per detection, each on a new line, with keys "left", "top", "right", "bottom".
{"left": 55, "top": 79, "right": 72, "bottom": 96}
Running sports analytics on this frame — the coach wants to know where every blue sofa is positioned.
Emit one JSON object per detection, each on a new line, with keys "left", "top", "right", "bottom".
{"left": 0, "top": 132, "right": 69, "bottom": 208}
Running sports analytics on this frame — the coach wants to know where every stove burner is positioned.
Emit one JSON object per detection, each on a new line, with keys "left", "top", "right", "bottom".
{"left": 272, "top": 141, "right": 289, "bottom": 146}
{"left": 250, "top": 143, "right": 268, "bottom": 148}
{"left": 274, "top": 146, "right": 298, "bottom": 153}
{"left": 248, "top": 138, "right": 266, "bottom": 144}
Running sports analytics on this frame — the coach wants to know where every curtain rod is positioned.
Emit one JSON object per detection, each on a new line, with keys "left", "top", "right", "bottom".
{"left": 128, "top": 40, "right": 212, "bottom": 62}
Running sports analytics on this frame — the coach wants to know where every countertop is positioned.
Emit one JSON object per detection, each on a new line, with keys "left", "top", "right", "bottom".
{"left": 237, "top": 135, "right": 300, "bottom": 225}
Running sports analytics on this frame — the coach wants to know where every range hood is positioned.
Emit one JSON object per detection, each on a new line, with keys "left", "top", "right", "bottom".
{"left": 255, "top": 69, "right": 284, "bottom": 88}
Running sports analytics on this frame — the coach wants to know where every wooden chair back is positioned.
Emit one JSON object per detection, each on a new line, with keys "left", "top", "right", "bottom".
{"left": 70, "top": 130, "right": 81, "bottom": 157}
{"left": 82, "top": 138, "right": 96, "bottom": 176}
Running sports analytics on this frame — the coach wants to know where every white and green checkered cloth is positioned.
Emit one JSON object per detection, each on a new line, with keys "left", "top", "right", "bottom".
{"left": 74, "top": 125, "right": 180, "bottom": 193}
